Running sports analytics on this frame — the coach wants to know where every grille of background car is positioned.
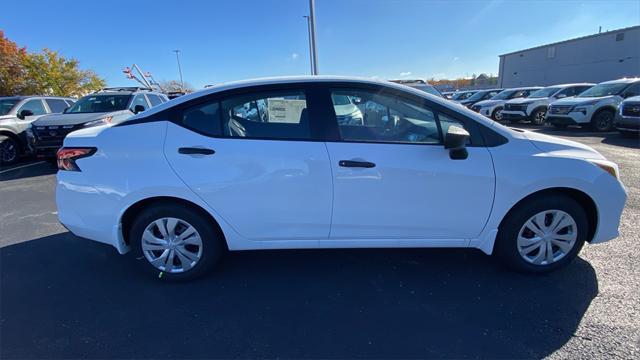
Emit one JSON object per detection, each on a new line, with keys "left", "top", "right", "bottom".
{"left": 548, "top": 105, "right": 572, "bottom": 115}
{"left": 622, "top": 103, "right": 640, "bottom": 117}
{"left": 34, "top": 125, "right": 84, "bottom": 146}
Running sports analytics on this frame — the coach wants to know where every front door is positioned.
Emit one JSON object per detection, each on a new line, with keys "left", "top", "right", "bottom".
{"left": 324, "top": 87, "right": 495, "bottom": 241}
{"left": 163, "top": 87, "right": 333, "bottom": 241}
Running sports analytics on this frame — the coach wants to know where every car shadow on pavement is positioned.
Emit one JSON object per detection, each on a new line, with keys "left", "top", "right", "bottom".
{"left": 0, "top": 160, "right": 57, "bottom": 182}
{"left": 1, "top": 232, "right": 598, "bottom": 359}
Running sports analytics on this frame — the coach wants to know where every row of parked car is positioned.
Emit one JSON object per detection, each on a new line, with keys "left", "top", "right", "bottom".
{"left": 441, "top": 78, "right": 640, "bottom": 135}
{"left": 0, "top": 87, "right": 168, "bottom": 165}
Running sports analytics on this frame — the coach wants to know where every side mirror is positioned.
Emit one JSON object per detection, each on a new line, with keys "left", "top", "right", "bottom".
{"left": 133, "top": 105, "right": 146, "bottom": 114}
{"left": 444, "top": 125, "right": 470, "bottom": 160}
{"left": 62, "top": 107, "right": 69, "bottom": 113}
{"left": 555, "top": 93, "right": 567, "bottom": 99}
{"left": 351, "top": 96, "right": 363, "bottom": 105}
{"left": 18, "top": 109, "right": 34, "bottom": 119}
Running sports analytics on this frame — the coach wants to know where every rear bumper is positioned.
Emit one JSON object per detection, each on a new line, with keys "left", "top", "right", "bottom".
{"left": 614, "top": 114, "right": 640, "bottom": 131}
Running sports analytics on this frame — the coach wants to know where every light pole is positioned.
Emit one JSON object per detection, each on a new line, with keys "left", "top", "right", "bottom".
{"left": 308, "top": 0, "right": 319, "bottom": 75}
{"left": 303, "top": 16, "right": 314, "bottom": 75}
{"left": 173, "top": 49, "right": 185, "bottom": 91}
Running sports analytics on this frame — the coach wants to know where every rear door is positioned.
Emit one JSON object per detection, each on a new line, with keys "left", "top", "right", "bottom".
{"left": 322, "top": 85, "right": 495, "bottom": 241}
{"left": 163, "top": 85, "right": 333, "bottom": 241}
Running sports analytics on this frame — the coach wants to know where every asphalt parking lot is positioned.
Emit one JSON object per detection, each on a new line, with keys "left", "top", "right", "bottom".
{"left": 1, "top": 126, "right": 639, "bottom": 359}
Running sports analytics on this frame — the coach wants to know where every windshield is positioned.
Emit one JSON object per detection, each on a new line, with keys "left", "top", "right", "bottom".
{"left": 0, "top": 98, "right": 20, "bottom": 116}
{"left": 411, "top": 85, "right": 443, "bottom": 97}
{"left": 465, "top": 91, "right": 490, "bottom": 102}
{"left": 578, "top": 82, "right": 630, "bottom": 97}
{"left": 451, "top": 91, "right": 474, "bottom": 100}
{"left": 66, "top": 94, "right": 131, "bottom": 113}
{"left": 529, "top": 87, "right": 561, "bottom": 98}
{"left": 491, "top": 90, "right": 516, "bottom": 100}
{"left": 331, "top": 94, "right": 352, "bottom": 106}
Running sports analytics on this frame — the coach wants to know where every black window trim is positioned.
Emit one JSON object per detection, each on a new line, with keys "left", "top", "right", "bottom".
{"left": 118, "top": 81, "right": 507, "bottom": 147}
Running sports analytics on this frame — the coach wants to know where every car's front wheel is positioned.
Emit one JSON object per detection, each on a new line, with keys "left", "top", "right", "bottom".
{"left": 130, "top": 203, "right": 224, "bottom": 281}
{"left": 591, "top": 110, "right": 615, "bottom": 132}
{"left": 0, "top": 135, "right": 20, "bottom": 166}
{"left": 492, "top": 107, "right": 504, "bottom": 122}
{"left": 494, "top": 194, "right": 588, "bottom": 273}
{"left": 530, "top": 108, "right": 547, "bottom": 126}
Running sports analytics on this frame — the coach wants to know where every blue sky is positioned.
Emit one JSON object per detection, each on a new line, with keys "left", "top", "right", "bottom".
{"left": 2, "top": 0, "right": 639, "bottom": 88}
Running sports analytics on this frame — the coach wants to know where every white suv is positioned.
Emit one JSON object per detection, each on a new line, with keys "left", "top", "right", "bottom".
{"left": 501, "top": 84, "right": 594, "bottom": 126}
{"left": 547, "top": 78, "right": 640, "bottom": 131}
{"left": 471, "top": 87, "right": 542, "bottom": 121}
{"left": 56, "top": 76, "right": 626, "bottom": 280}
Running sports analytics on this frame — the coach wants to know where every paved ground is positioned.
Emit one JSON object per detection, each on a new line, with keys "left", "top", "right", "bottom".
{"left": 0, "top": 127, "right": 638, "bottom": 359}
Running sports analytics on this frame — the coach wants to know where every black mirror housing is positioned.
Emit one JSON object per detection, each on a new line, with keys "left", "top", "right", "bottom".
{"left": 18, "top": 109, "right": 34, "bottom": 119}
{"left": 444, "top": 125, "right": 470, "bottom": 160}
{"left": 133, "top": 105, "right": 146, "bottom": 114}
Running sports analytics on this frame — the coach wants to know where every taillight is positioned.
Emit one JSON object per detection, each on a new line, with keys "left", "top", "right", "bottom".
{"left": 56, "top": 147, "right": 96, "bottom": 172}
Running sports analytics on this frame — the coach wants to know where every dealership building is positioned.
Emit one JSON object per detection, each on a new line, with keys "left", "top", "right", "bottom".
{"left": 498, "top": 25, "right": 640, "bottom": 88}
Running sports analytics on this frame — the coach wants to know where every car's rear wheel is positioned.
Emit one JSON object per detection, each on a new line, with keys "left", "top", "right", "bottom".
{"left": 130, "top": 203, "right": 224, "bottom": 281}
{"left": 492, "top": 107, "right": 504, "bottom": 121}
{"left": 591, "top": 110, "right": 614, "bottom": 132}
{"left": 530, "top": 108, "right": 547, "bottom": 126}
{"left": 494, "top": 194, "right": 587, "bottom": 273}
{"left": 0, "top": 135, "right": 20, "bottom": 166}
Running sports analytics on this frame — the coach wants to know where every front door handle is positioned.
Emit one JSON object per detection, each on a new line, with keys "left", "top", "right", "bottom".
{"left": 339, "top": 160, "right": 376, "bottom": 168}
{"left": 178, "top": 147, "right": 215, "bottom": 155}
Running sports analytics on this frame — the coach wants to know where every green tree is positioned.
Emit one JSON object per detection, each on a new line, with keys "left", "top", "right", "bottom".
{"left": 0, "top": 30, "right": 29, "bottom": 96}
{"left": 24, "top": 49, "right": 105, "bottom": 97}
{"left": 0, "top": 31, "right": 105, "bottom": 97}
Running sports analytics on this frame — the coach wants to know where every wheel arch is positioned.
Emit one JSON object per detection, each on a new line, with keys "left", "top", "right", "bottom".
{"left": 0, "top": 130, "right": 23, "bottom": 151}
{"left": 120, "top": 196, "right": 229, "bottom": 250}
{"left": 498, "top": 187, "right": 598, "bottom": 243}
{"left": 592, "top": 105, "right": 617, "bottom": 118}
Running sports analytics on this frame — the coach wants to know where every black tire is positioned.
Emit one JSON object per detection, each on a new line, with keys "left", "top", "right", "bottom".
{"left": 591, "top": 109, "right": 615, "bottom": 132}
{"left": 491, "top": 107, "right": 504, "bottom": 122}
{"left": 552, "top": 123, "right": 568, "bottom": 130}
{"left": 494, "top": 194, "right": 588, "bottom": 274}
{"left": 130, "top": 203, "right": 224, "bottom": 281}
{"left": 0, "top": 135, "right": 21, "bottom": 166}
{"left": 530, "top": 108, "right": 547, "bottom": 126}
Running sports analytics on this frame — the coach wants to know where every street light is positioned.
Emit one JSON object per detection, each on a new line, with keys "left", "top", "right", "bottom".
{"left": 173, "top": 49, "right": 185, "bottom": 91}
{"left": 308, "top": 0, "right": 319, "bottom": 75}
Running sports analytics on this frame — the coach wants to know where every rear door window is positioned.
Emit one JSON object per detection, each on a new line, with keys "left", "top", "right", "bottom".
{"left": 221, "top": 90, "right": 310, "bottom": 140}
{"left": 45, "top": 99, "right": 69, "bottom": 113}
{"left": 146, "top": 94, "right": 163, "bottom": 107}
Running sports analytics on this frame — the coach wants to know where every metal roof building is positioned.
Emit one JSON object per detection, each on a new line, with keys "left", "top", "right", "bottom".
{"left": 498, "top": 25, "right": 640, "bottom": 88}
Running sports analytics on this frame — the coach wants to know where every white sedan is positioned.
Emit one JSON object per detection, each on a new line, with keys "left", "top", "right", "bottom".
{"left": 56, "top": 76, "right": 627, "bottom": 281}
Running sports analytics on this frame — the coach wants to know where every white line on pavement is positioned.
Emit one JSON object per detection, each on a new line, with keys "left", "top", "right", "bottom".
{"left": 0, "top": 161, "right": 47, "bottom": 175}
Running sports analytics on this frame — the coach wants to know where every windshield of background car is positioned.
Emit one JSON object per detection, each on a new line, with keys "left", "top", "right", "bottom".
{"left": 465, "top": 91, "right": 487, "bottom": 102}
{"left": 0, "top": 98, "right": 20, "bottom": 115}
{"left": 331, "top": 94, "right": 352, "bottom": 106}
{"left": 491, "top": 90, "right": 516, "bottom": 100}
{"left": 66, "top": 94, "right": 131, "bottom": 113}
{"left": 578, "top": 82, "right": 630, "bottom": 97}
{"left": 528, "top": 87, "right": 561, "bottom": 98}
{"left": 451, "top": 92, "right": 472, "bottom": 100}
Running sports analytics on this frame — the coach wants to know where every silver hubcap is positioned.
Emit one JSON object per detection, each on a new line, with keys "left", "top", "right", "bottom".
{"left": 597, "top": 114, "right": 612, "bottom": 130}
{"left": 517, "top": 210, "right": 578, "bottom": 265}
{"left": 534, "top": 111, "right": 546, "bottom": 124}
{"left": 142, "top": 217, "right": 203, "bottom": 273}
{"left": 494, "top": 108, "right": 503, "bottom": 121}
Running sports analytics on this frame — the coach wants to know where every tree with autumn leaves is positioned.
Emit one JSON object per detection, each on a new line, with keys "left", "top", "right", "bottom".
{"left": 0, "top": 30, "right": 105, "bottom": 97}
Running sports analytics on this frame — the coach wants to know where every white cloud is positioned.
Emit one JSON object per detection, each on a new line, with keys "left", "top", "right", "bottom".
{"left": 291, "top": 53, "right": 300, "bottom": 60}
{"left": 400, "top": 71, "right": 412, "bottom": 77}
{"left": 453, "top": 57, "right": 460, "bottom": 62}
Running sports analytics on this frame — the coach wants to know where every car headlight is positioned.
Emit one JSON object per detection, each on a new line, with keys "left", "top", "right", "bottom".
{"left": 82, "top": 116, "right": 113, "bottom": 128}
{"left": 589, "top": 159, "right": 619, "bottom": 179}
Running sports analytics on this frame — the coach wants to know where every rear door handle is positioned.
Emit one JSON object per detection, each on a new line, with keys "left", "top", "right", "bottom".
{"left": 178, "top": 147, "right": 215, "bottom": 155}
{"left": 339, "top": 160, "right": 376, "bottom": 168}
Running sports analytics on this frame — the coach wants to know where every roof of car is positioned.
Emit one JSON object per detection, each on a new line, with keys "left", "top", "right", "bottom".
{"left": 502, "top": 86, "right": 543, "bottom": 91}
{"left": 128, "top": 75, "right": 452, "bottom": 120}
{"left": 0, "top": 95, "right": 74, "bottom": 100}
{"left": 599, "top": 78, "right": 640, "bottom": 85}
{"left": 545, "top": 83, "right": 596, "bottom": 88}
